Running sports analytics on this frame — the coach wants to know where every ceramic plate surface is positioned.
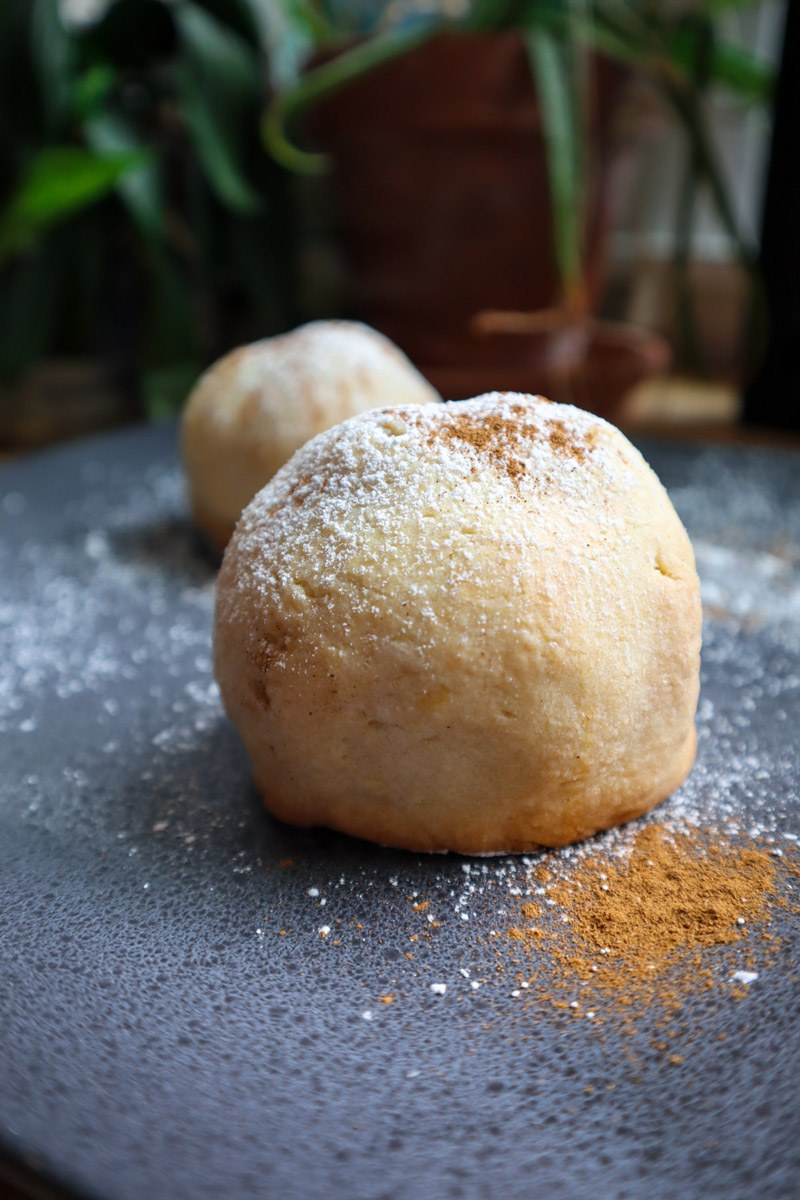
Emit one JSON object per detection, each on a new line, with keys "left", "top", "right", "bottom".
{"left": 1, "top": 423, "right": 799, "bottom": 1200}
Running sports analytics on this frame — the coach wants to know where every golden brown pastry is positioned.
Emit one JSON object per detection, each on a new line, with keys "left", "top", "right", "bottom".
{"left": 214, "top": 393, "right": 701, "bottom": 853}
{"left": 181, "top": 320, "right": 439, "bottom": 551}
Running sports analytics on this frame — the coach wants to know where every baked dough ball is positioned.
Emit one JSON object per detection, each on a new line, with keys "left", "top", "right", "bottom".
{"left": 182, "top": 320, "right": 439, "bottom": 550}
{"left": 214, "top": 393, "right": 701, "bottom": 853}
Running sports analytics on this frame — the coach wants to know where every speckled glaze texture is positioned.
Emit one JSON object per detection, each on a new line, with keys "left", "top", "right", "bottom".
{"left": 1, "top": 422, "right": 799, "bottom": 1200}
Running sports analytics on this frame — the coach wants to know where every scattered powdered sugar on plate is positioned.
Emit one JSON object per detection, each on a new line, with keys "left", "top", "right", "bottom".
{"left": 2, "top": 425, "right": 799, "bottom": 1199}
{"left": 1, "top": 453, "right": 224, "bottom": 849}
{"left": 695, "top": 540, "right": 800, "bottom": 628}
{"left": 0, "top": 464, "right": 218, "bottom": 734}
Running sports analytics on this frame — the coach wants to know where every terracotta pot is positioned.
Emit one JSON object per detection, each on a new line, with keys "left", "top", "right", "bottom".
{"left": 311, "top": 32, "right": 625, "bottom": 374}
{"left": 421, "top": 320, "right": 671, "bottom": 416}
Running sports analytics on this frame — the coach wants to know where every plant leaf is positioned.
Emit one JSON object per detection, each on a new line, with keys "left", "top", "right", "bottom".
{"left": 262, "top": 26, "right": 434, "bottom": 174}
{"left": 227, "top": 213, "right": 289, "bottom": 332}
{"left": 466, "top": 0, "right": 531, "bottom": 31}
{"left": 703, "top": 0, "right": 775, "bottom": 12}
{"left": 0, "top": 145, "right": 148, "bottom": 264}
{"left": 145, "top": 243, "right": 199, "bottom": 351}
{"left": 539, "top": 8, "right": 646, "bottom": 67}
{"left": 71, "top": 63, "right": 118, "bottom": 118}
{"left": 672, "top": 129, "right": 705, "bottom": 372}
{"left": 706, "top": 41, "right": 773, "bottom": 103}
{"left": 243, "top": 0, "right": 329, "bottom": 88}
{"left": 139, "top": 244, "right": 202, "bottom": 418}
{"left": 666, "top": 20, "right": 773, "bottom": 103}
{"left": 173, "top": 3, "right": 262, "bottom": 213}
{"left": 175, "top": 2, "right": 260, "bottom": 98}
{"left": 31, "top": 0, "right": 73, "bottom": 132}
{"left": 586, "top": 4, "right": 773, "bottom": 104}
{"left": 662, "top": 78, "right": 755, "bottom": 266}
{"left": 84, "top": 110, "right": 164, "bottom": 236}
{"left": 525, "top": 27, "right": 585, "bottom": 304}
{"left": 141, "top": 362, "right": 200, "bottom": 419}
{"left": 175, "top": 63, "right": 263, "bottom": 213}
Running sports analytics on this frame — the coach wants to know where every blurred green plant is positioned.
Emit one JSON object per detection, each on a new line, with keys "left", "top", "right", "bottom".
{"left": 0, "top": 0, "right": 295, "bottom": 416}
{"left": 0, "top": 0, "right": 776, "bottom": 420}
{"left": 264, "top": 0, "right": 775, "bottom": 321}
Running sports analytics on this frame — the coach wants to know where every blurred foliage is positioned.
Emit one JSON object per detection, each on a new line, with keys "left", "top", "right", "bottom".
{"left": 0, "top": 0, "right": 777, "bottom": 416}
{"left": 0, "top": 0, "right": 295, "bottom": 416}
{"left": 266, "top": 0, "right": 775, "bottom": 317}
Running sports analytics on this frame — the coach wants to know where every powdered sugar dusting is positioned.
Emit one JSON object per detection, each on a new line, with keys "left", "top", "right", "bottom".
{"left": 213, "top": 392, "right": 707, "bottom": 854}
{"left": 244, "top": 392, "right": 635, "bottom": 527}
{"left": 191, "top": 319, "right": 438, "bottom": 433}
{"left": 1, "top": 454, "right": 221, "bottom": 841}
{"left": 229, "top": 394, "right": 651, "bottom": 621}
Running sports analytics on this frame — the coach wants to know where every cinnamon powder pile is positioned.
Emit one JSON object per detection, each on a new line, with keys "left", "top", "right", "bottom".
{"left": 501, "top": 824, "right": 790, "bottom": 1033}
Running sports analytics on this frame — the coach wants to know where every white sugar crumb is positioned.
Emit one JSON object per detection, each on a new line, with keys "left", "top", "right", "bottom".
{"left": 430, "top": 983, "right": 447, "bottom": 995}
{"left": 731, "top": 971, "right": 759, "bottom": 985}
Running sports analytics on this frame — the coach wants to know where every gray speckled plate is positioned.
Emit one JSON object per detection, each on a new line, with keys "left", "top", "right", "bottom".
{"left": 1, "top": 422, "right": 799, "bottom": 1200}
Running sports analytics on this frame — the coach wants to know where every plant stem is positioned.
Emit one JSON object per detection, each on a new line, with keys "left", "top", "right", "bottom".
{"left": 262, "top": 26, "right": 437, "bottom": 173}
